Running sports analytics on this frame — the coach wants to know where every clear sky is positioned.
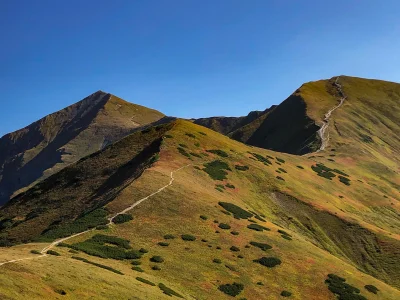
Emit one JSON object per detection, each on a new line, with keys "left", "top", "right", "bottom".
{"left": 1, "top": 0, "right": 399, "bottom": 137}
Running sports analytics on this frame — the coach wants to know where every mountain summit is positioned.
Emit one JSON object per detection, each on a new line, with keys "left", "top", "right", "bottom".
{"left": 0, "top": 91, "right": 164, "bottom": 205}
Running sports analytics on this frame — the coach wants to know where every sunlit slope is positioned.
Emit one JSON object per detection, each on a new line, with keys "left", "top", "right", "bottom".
{"left": 0, "top": 91, "right": 164, "bottom": 205}
{"left": 1, "top": 119, "right": 399, "bottom": 299}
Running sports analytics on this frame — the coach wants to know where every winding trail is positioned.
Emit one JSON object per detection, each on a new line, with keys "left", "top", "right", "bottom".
{"left": 0, "top": 164, "right": 191, "bottom": 267}
{"left": 316, "top": 76, "right": 346, "bottom": 152}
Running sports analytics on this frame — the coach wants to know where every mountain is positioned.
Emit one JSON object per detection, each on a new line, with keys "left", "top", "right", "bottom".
{"left": 0, "top": 91, "right": 164, "bottom": 205}
{"left": 0, "top": 76, "right": 399, "bottom": 300}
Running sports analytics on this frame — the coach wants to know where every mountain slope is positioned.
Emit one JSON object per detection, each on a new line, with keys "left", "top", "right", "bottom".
{"left": 0, "top": 91, "right": 164, "bottom": 205}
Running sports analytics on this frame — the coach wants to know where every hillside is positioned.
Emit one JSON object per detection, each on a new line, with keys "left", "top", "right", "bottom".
{"left": 0, "top": 76, "right": 399, "bottom": 299}
{"left": 0, "top": 91, "right": 164, "bottom": 205}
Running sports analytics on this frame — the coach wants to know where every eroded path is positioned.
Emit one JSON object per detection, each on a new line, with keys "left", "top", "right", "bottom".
{"left": 0, "top": 164, "right": 190, "bottom": 267}
{"left": 316, "top": 76, "right": 346, "bottom": 152}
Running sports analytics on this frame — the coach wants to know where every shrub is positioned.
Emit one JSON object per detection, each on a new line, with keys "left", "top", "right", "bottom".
{"left": 71, "top": 256, "right": 123, "bottom": 275}
{"left": 139, "top": 248, "right": 148, "bottom": 253}
{"left": 199, "top": 215, "right": 208, "bottom": 220}
{"left": 91, "top": 234, "right": 131, "bottom": 249}
{"left": 177, "top": 147, "right": 191, "bottom": 158}
{"left": 219, "top": 223, "right": 231, "bottom": 230}
{"left": 276, "top": 176, "right": 285, "bottom": 181}
{"left": 278, "top": 230, "right": 292, "bottom": 237}
{"left": 54, "top": 289, "right": 67, "bottom": 295}
{"left": 198, "top": 131, "right": 207, "bottom": 136}
{"left": 250, "top": 241, "right": 272, "bottom": 251}
{"left": 185, "top": 133, "right": 196, "bottom": 138}
{"left": 164, "top": 134, "right": 173, "bottom": 139}
{"left": 281, "top": 291, "right": 292, "bottom": 297}
{"left": 47, "top": 250, "right": 60, "bottom": 256}
{"left": 213, "top": 258, "right": 222, "bottom": 264}
{"left": 158, "top": 283, "right": 184, "bottom": 298}
{"left": 247, "top": 224, "right": 270, "bottom": 232}
{"left": 231, "top": 231, "right": 239, "bottom": 235}
{"left": 254, "top": 215, "right": 266, "bottom": 222}
{"left": 238, "top": 255, "right": 244, "bottom": 259}
{"left": 69, "top": 249, "right": 79, "bottom": 254}
{"left": 194, "top": 142, "right": 200, "bottom": 147}
{"left": 257, "top": 282, "right": 264, "bottom": 286}
{"left": 179, "top": 143, "right": 188, "bottom": 148}
{"left": 152, "top": 265, "right": 161, "bottom": 270}
{"left": 296, "top": 165, "right": 304, "bottom": 169}
{"left": 278, "top": 168, "right": 287, "bottom": 173}
{"left": 218, "top": 283, "right": 244, "bottom": 297}
{"left": 332, "top": 169, "right": 349, "bottom": 177}
{"left": 249, "top": 152, "right": 272, "bottom": 165}
{"left": 203, "top": 160, "right": 231, "bottom": 180}
{"left": 57, "top": 242, "right": 69, "bottom": 247}
{"left": 201, "top": 239, "right": 208, "bottom": 242}
{"left": 132, "top": 266, "right": 144, "bottom": 272}
{"left": 225, "top": 183, "right": 235, "bottom": 189}
{"left": 221, "top": 210, "right": 230, "bottom": 215}
{"left": 215, "top": 187, "right": 224, "bottom": 193}
{"left": 96, "top": 225, "right": 108, "bottom": 230}
{"left": 235, "top": 165, "right": 249, "bottom": 171}
{"left": 338, "top": 175, "right": 351, "bottom": 186}
{"left": 131, "top": 260, "right": 142, "bottom": 265}
{"left": 158, "top": 242, "right": 169, "bottom": 247}
{"left": 216, "top": 246, "right": 221, "bottom": 250}
{"left": 364, "top": 285, "right": 379, "bottom": 294}
{"left": 230, "top": 246, "right": 240, "bottom": 252}
{"left": 164, "top": 234, "right": 176, "bottom": 239}
{"left": 190, "top": 152, "right": 202, "bottom": 158}
{"left": 214, "top": 220, "right": 219, "bottom": 223}
{"left": 194, "top": 166, "right": 201, "bottom": 170}
{"left": 181, "top": 234, "right": 196, "bottom": 241}
{"left": 150, "top": 256, "right": 164, "bottom": 263}
{"left": 216, "top": 184, "right": 226, "bottom": 190}
{"left": 325, "top": 274, "right": 366, "bottom": 300}
{"left": 218, "top": 202, "right": 253, "bottom": 219}
{"left": 206, "top": 149, "right": 229, "bottom": 158}
{"left": 136, "top": 277, "right": 156, "bottom": 286}
{"left": 254, "top": 257, "right": 281, "bottom": 268}
{"left": 276, "top": 157, "right": 285, "bottom": 163}
{"left": 30, "top": 250, "right": 41, "bottom": 255}
{"left": 281, "top": 235, "right": 292, "bottom": 241}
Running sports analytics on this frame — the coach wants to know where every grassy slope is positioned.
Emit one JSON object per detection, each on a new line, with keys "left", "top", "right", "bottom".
{"left": 0, "top": 119, "right": 399, "bottom": 299}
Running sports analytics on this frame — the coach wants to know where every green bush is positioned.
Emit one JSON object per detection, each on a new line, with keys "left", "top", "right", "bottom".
{"left": 158, "top": 242, "right": 169, "bottom": 247}
{"left": 225, "top": 183, "right": 235, "bottom": 189}
{"left": 158, "top": 283, "right": 184, "bottom": 298}
{"left": 136, "top": 277, "right": 156, "bottom": 286}
{"left": 91, "top": 234, "right": 131, "bottom": 249}
{"left": 139, "top": 248, "right": 149, "bottom": 253}
{"left": 216, "top": 246, "right": 221, "bottom": 250}
{"left": 150, "top": 256, "right": 164, "bottom": 263}
{"left": 69, "top": 249, "right": 79, "bottom": 254}
{"left": 219, "top": 223, "right": 231, "bottom": 230}
{"left": 132, "top": 266, "right": 144, "bottom": 272}
{"left": 332, "top": 169, "right": 349, "bottom": 177}
{"left": 364, "top": 285, "right": 379, "bottom": 294}
{"left": 96, "top": 225, "right": 109, "bottom": 230}
{"left": 198, "top": 131, "right": 207, "bottom": 136}
{"left": 296, "top": 165, "right": 304, "bottom": 169}
{"left": 238, "top": 255, "right": 244, "bottom": 259}
{"left": 41, "top": 208, "right": 108, "bottom": 240}
{"left": 213, "top": 258, "right": 222, "bottom": 264}
{"left": 214, "top": 220, "right": 219, "bottom": 223}
{"left": 257, "top": 282, "right": 264, "bottom": 286}
{"left": 235, "top": 165, "right": 249, "bottom": 171}
{"left": 71, "top": 256, "right": 123, "bottom": 275}
{"left": 200, "top": 215, "right": 208, "bottom": 220}
{"left": 179, "top": 143, "right": 188, "bottom": 148}
{"left": 186, "top": 133, "right": 196, "bottom": 138}
{"left": 47, "top": 250, "right": 60, "bottom": 256}
{"left": 249, "top": 152, "right": 272, "bottom": 165}
{"left": 281, "top": 235, "right": 292, "bottom": 241}
{"left": 278, "top": 168, "right": 287, "bottom": 173}
{"left": 203, "top": 160, "right": 231, "bottom": 180}
{"left": 276, "top": 176, "right": 285, "bottom": 181}
{"left": 281, "top": 291, "right": 292, "bottom": 297}
{"left": 152, "top": 265, "right": 161, "bottom": 270}
{"left": 201, "top": 239, "right": 208, "bottom": 242}
{"left": 131, "top": 260, "right": 142, "bottom": 266}
{"left": 54, "top": 289, "right": 67, "bottom": 295}
{"left": 218, "top": 283, "right": 244, "bottom": 297}
{"left": 276, "top": 157, "right": 285, "bottom": 163}
{"left": 254, "top": 215, "right": 266, "bottom": 222}
{"left": 194, "top": 142, "right": 200, "bottom": 147}
{"left": 218, "top": 202, "right": 252, "bottom": 219}
{"left": 230, "top": 246, "right": 240, "bottom": 252}
{"left": 190, "top": 152, "right": 202, "bottom": 158}
{"left": 250, "top": 241, "right": 272, "bottom": 251}
{"left": 194, "top": 166, "right": 201, "bottom": 170}
{"left": 177, "top": 147, "right": 191, "bottom": 158}
{"left": 216, "top": 184, "right": 226, "bottom": 190}
{"left": 247, "top": 224, "right": 270, "bottom": 232}
{"left": 338, "top": 175, "right": 351, "bottom": 186}
{"left": 30, "top": 250, "right": 41, "bottom": 255}
{"left": 231, "top": 231, "right": 239, "bottom": 235}
{"left": 254, "top": 257, "right": 281, "bottom": 268}
{"left": 206, "top": 149, "right": 229, "bottom": 158}
{"left": 278, "top": 230, "right": 292, "bottom": 237}
{"left": 181, "top": 234, "right": 196, "bottom": 241}
{"left": 325, "top": 274, "right": 366, "bottom": 300}
{"left": 164, "top": 234, "right": 176, "bottom": 239}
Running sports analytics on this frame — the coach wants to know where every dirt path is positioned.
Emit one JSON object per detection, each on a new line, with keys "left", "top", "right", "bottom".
{"left": 316, "top": 76, "right": 346, "bottom": 152}
{"left": 0, "top": 164, "right": 191, "bottom": 267}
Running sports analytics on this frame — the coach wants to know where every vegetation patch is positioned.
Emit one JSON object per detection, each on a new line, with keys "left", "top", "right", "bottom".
{"left": 30, "top": 250, "right": 41, "bottom": 255}
{"left": 199, "top": 215, "right": 208, "bottom": 220}
{"left": 278, "top": 168, "right": 287, "bottom": 173}
{"left": 194, "top": 142, "right": 200, "bottom": 147}
{"left": 364, "top": 284, "right": 379, "bottom": 294}
{"left": 231, "top": 231, "right": 239, "bottom": 235}
{"left": 276, "top": 176, "right": 285, "bottom": 181}
{"left": 276, "top": 157, "right": 285, "bottom": 163}
{"left": 164, "top": 234, "right": 176, "bottom": 239}
{"left": 218, "top": 282, "right": 244, "bottom": 297}
{"left": 132, "top": 266, "right": 144, "bottom": 272}
{"left": 152, "top": 265, "right": 161, "bottom": 271}
{"left": 47, "top": 250, "right": 60, "bottom": 256}
{"left": 253, "top": 257, "right": 281, "bottom": 268}
{"left": 206, "top": 149, "right": 229, "bottom": 158}
{"left": 254, "top": 215, "right": 266, "bottom": 222}
{"left": 296, "top": 165, "right": 304, "bottom": 169}
{"left": 190, "top": 152, "right": 202, "bottom": 158}
{"left": 178, "top": 143, "right": 188, "bottom": 148}
{"left": 150, "top": 256, "right": 164, "bottom": 263}
{"left": 96, "top": 225, "right": 108, "bottom": 230}
{"left": 278, "top": 230, "right": 292, "bottom": 237}
{"left": 219, "top": 223, "right": 231, "bottom": 230}
{"left": 203, "top": 160, "right": 231, "bottom": 180}
{"left": 213, "top": 258, "right": 222, "bottom": 264}
{"left": 41, "top": 208, "right": 108, "bottom": 240}
{"left": 338, "top": 175, "right": 351, "bottom": 186}
{"left": 250, "top": 241, "right": 272, "bottom": 251}
{"left": 311, "top": 163, "right": 336, "bottom": 180}
{"left": 225, "top": 183, "right": 235, "bottom": 189}
{"left": 112, "top": 214, "right": 133, "bottom": 224}
{"left": 281, "top": 291, "right": 292, "bottom": 297}
{"left": 230, "top": 246, "right": 240, "bottom": 252}
{"left": 247, "top": 224, "right": 270, "bottom": 232}
{"left": 181, "top": 234, "right": 196, "bottom": 241}
{"left": 131, "top": 260, "right": 142, "bottom": 265}
{"left": 177, "top": 147, "right": 191, "bottom": 158}
{"left": 158, "top": 242, "right": 169, "bottom": 247}
{"left": 158, "top": 283, "right": 184, "bottom": 298}
{"left": 136, "top": 277, "right": 156, "bottom": 286}
{"left": 249, "top": 152, "right": 272, "bottom": 165}
{"left": 218, "top": 202, "right": 253, "bottom": 219}
{"left": 325, "top": 274, "right": 366, "bottom": 300}
{"left": 216, "top": 184, "right": 226, "bottom": 190}
{"left": 235, "top": 165, "right": 249, "bottom": 171}
{"left": 185, "top": 133, "right": 196, "bottom": 138}
{"left": 198, "top": 131, "right": 207, "bottom": 136}
{"left": 164, "top": 134, "right": 173, "bottom": 139}
{"left": 71, "top": 256, "right": 123, "bottom": 275}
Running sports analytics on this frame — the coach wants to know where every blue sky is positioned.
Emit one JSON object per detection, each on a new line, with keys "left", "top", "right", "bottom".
{"left": 1, "top": 0, "right": 399, "bottom": 137}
